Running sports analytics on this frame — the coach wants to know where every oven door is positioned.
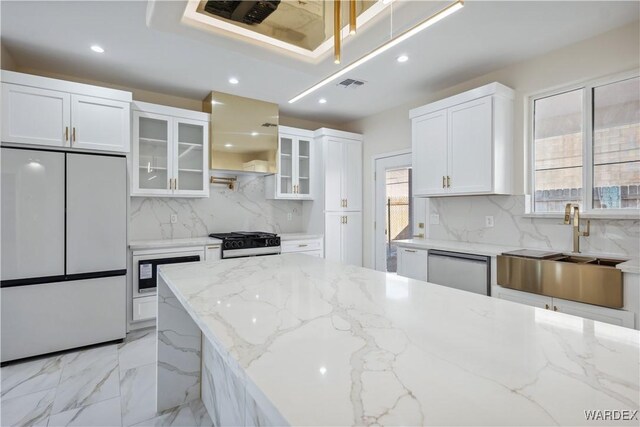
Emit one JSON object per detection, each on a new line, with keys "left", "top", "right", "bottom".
{"left": 133, "top": 250, "right": 203, "bottom": 297}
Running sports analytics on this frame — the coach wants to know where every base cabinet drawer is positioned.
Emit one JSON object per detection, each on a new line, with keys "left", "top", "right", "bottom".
{"left": 133, "top": 295, "right": 157, "bottom": 321}
{"left": 282, "top": 239, "right": 323, "bottom": 253}
{"left": 397, "top": 247, "right": 428, "bottom": 281}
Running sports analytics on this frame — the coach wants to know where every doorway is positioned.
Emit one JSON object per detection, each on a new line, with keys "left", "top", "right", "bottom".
{"left": 374, "top": 152, "right": 420, "bottom": 272}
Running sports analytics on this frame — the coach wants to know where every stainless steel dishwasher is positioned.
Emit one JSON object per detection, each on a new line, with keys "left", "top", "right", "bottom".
{"left": 427, "top": 250, "right": 491, "bottom": 296}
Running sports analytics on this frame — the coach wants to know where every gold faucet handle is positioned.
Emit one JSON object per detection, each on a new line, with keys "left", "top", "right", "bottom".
{"left": 563, "top": 203, "right": 572, "bottom": 224}
{"left": 582, "top": 219, "right": 591, "bottom": 237}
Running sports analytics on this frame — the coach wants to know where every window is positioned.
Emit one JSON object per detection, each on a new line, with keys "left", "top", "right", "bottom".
{"left": 531, "top": 75, "right": 640, "bottom": 213}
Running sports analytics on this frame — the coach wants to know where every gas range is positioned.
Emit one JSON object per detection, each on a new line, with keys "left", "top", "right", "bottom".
{"left": 208, "top": 232, "right": 281, "bottom": 259}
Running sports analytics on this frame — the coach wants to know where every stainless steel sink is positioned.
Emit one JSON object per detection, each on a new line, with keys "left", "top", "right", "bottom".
{"left": 497, "top": 254, "right": 628, "bottom": 308}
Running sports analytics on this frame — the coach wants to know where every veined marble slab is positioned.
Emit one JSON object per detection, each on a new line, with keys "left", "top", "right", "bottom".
{"left": 158, "top": 254, "right": 640, "bottom": 426}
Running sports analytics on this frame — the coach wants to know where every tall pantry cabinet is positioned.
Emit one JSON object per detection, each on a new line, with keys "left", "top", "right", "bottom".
{"left": 306, "top": 128, "right": 363, "bottom": 267}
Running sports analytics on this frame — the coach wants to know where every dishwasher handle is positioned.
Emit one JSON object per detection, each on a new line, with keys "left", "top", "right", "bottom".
{"left": 428, "top": 249, "right": 489, "bottom": 263}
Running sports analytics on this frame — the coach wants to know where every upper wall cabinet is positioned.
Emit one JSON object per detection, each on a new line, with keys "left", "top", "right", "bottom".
{"left": 410, "top": 82, "right": 515, "bottom": 197}
{"left": 1, "top": 71, "right": 131, "bottom": 153}
{"left": 265, "top": 126, "right": 314, "bottom": 200}
{"left": 315, "top": 128, "right": 363, "bottom": 211}
{"left": 131, "top": 101, "right": 209, "bottom": 198}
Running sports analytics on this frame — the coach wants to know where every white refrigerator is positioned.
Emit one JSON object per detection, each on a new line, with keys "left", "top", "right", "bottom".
{"left": 1, "top": 147, "right": 127, "bottom": 362}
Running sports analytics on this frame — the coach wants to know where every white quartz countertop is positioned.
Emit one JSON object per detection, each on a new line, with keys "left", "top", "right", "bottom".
{"left": 278, "top": 233, "right": 323, "bottom": 241}
{"left": 158, "top": 254, "right": 640, "bottom": 426}
{"left": 394, "top": 238, "right": 640, "bottom": 274}
{"left": 128, "top": 237, "right": 222, "bottom": 250}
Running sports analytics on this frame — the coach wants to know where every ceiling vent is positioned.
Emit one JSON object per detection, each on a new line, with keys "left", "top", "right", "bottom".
{"left": 337, "top": 78, "right": 366, "bottom": 89}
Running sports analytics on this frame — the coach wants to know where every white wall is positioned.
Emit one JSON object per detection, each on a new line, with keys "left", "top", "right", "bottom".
{"left": 342, "top": 22, "right": 640, "bottom": 267}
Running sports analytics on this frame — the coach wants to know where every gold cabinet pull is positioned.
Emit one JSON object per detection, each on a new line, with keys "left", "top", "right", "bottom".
{"left": 447, "top": 176, "right": 451, "bottom": 188}
{"left": 175, "top": 178, "right": 178, "bottom": 190}
{"left": 545, "top": 303, "right": 549, "bottom": 310}
{"left": 65, "top": 126, "right": 69, "bottom": 142}
{"left": 72, "top": 127, "right": 76, "bottom": 143}
{"left": 298, "top": 244, "right": 308, "bottom": 248}
{"left": 442, "top": 176, "right": 446, "bottom": 188}
{"left": 169, "top": 179, "right": 172, "bottom": 190}
{"left": 345, "top": 215, "right": 348, "bottom": 224}
{"left": 553, "top": 306, "right": 558, "bottom": 312}
{"left": 345, "top": 198, "right": 347, "bottom": 208}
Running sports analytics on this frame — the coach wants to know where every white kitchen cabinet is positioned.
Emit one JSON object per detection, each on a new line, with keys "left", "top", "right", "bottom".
{"left": 281, "top": 237, "right": 324, "bottom": 257}
{"left": 493, "top": 286, "right": 552, "bottom": 309}
{"left": 410, "top": 82, "right": 514, "bottom": 197}
{"left": 412, "top": 110, "right": 448, "bottom": 196}
{"left": 323, "top": 138, "right": 362, "bottom": 211}
{"left": 70, "top": 95, "right": 130, "bottom": 152}
{"left": 1, "top": 84, "right": 71, "bottom": 148}
{"left": 325, "top": 212, "right": 362, "bottom": 266}
{"left": 131, "top": 102, "right": 209, "bottom": 198}
{"left": 494, "top": 285, "right": 635, "bottom": 329}
{"left": 396, "top": 247, "right": 428, "bottom": 281}
{"left": 205, "top": 244, "right": 221, "bottom": 261}
{"left": 447, "top": 97, "right": 493, "bottom": 193}
{"left": 1, "top": 71, "right": 132, "bottom": 153}
{"left": 265, "top": 126, "right": 314, "bottom": 200}
{"left": 552, "top": 298, "right": 635, "bottom": 329}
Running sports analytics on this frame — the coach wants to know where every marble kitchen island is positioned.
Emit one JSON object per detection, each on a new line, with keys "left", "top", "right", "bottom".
{"left": 157, "top": 254, "right": 640, "bottom": 426}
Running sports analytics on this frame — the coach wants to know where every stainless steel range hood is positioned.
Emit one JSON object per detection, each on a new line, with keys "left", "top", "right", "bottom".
{"left": 203, "top": 91, "right": 278, "bottom": 174}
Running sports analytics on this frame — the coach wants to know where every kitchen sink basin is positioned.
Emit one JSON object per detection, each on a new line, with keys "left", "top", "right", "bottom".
{"left": 497, "top": 253, "right": 628, "bottom": 308}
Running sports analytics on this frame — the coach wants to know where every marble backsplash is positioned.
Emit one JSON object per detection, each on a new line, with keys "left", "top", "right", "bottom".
{"left": 428, "top": 195, "right": 640, "bottom": 257}
{"left": 129, "top": 174, "right": 303, "bottom": 241}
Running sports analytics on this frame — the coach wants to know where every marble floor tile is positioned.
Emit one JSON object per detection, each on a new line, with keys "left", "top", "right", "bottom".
{"left": 118, "top": 328, "right": 156, "bottom": 372}
{"left": 52, "top": 345, "right": 120, "bottom": 414}
{"left": 48, "top": 396, "right": 122, "bottom": 427}
{"left": 120, "top": 362, "right": 157, "bottom": 426}
{"left": 1, "top": 354, "right": 64, "bottom": 399}
{"left": 188, "top": 400, "right": 214, "bottom": 427}
{"left": 1, "top": 327, "right": 214, "bottom": 427}
{"left": 131, "top": 405, "right": 197, "bottom": 427}
{"left": 1, "top": 387, "right": 56, "bottom": 427}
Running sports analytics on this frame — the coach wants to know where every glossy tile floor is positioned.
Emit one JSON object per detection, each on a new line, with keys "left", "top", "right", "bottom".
{"left": 1, "top": 328, "right": 213, "bottom": 427}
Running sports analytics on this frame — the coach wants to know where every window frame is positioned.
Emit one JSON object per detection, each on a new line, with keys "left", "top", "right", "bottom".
{"left": 527, "top": 70, "right": 640, "bottom": 217}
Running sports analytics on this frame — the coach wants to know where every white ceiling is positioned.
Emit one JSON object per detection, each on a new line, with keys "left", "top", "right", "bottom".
{"left": 1, "top": 1, "right": 638, "bottom": 125}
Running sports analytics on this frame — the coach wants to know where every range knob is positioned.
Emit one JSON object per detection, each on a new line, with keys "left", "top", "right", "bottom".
{"left": 224, "top": 241, "right": 232, "bottom": 249}
{"left": 237, "top": 241, "right": 245, "bottom": 248}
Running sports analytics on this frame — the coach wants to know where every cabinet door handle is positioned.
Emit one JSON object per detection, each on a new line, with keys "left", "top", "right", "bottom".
{"left": 447, "top": 176, "right": 451, "bottom": 188}
{"left": 65, "top": 126, "right": 69, "bottom": 142}
{"left": 442, "top": 176, "right": 446, "bottom": 188}
{"left": 298, "top": 244, "right": 308, "bottom": 248}
{"left": 405, "top": 249, "right": 417, "bottom": 253}
{"left": 545, "top": 303, "right": 549, "bottom": 310}
{"left": 72, "top": 127, "right": 76, "bottom": 143}
{"left": 553, "top": 306, "right": 558, "bottom": 311}
{"left": 175, "top": 178, "right": 178, "bottom": 190}
{"left": 345, "top": 199, "right": 348, "bottom": 208}
{"left": 345, "top": 215, "right": 348, "bottom": 224}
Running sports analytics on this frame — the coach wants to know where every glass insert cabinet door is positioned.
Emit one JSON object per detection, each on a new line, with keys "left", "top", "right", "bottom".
{"left": 297, "top": 138, "right": 311, "bottom": 197}
{"left": 135, "top": 111, "right": 172, "bottom": 193}
{"left": 174, "top": 119, "right": 207, "bottom": 193}
{"left": 279, "top": 136, "right": 294, "bottom": 195}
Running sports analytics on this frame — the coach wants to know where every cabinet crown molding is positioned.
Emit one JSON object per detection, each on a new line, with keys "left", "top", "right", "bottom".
{"left": 1, "top": 70, "right": 132, "bottom": 103}
{"left": 409, "top": 82, "right": 515, "bottom": 119}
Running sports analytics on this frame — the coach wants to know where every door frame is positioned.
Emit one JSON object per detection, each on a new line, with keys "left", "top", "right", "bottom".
{"left": 371, "top": 149, "right": 412, "bottom": 271}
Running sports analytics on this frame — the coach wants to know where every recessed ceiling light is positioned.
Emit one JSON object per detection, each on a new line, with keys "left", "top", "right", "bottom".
{"left": 318, "top": 98, "right": 327, "bottom": 104}
{"left": 251, "top": 131, "right": 259, "bottom": 136}
{"left": 397, "top": 55, "right": 409, "bottom": 63}
{"left": 224, "top": 143, "right": 233, "bottom": 148}
{"left": 228, "top": 77, "right": 239, "bottom": 85}
{"left": 90, "top": 45, "right": 105, "bottom": 53}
